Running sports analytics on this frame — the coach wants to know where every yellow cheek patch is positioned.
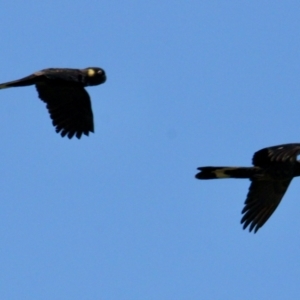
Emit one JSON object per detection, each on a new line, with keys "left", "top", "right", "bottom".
{"left": 87, "top": 69, "right": 96, "bottom": 77}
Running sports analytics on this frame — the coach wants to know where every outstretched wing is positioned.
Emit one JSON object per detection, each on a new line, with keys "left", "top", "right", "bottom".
{"left": 241, "top": 178, "right": 292, "bottom": 233}
{"left": 36, "top": 81, "right": 94, "bottom": 139}
{"left": 253, "top": 144, "right": 300, "bottom": 167}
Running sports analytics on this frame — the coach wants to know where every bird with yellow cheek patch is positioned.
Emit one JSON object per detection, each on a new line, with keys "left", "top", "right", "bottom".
{"left": 0, "top": 67, "right": 107, "bottom": 139}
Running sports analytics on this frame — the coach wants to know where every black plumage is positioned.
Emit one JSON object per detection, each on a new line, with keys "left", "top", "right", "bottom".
{"left": 195, "top": 143, "right": 300, "bottom": 233}
{"left": 0, "top": 67, "right": 106, "bottom": 139}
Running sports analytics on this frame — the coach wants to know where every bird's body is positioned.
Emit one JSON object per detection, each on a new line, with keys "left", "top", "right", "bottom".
{"left": 195, "top": 143, "right": 300, "bottom": 233}
{"left": 0, "top": 67, "right": 106, "bottom": 139}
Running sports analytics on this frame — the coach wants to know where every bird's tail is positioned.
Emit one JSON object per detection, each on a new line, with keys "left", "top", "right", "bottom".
{"left": 0, "top": 80, "right": 26, "bottom": 89}
{"left": 0, "top": 83, "right": 10, "bottom": 89}
{"left": 0, "top": 74, "right": 39, "bottom": 89}
{"left": 195, "top": 166, "right": 259, "bottom": 180}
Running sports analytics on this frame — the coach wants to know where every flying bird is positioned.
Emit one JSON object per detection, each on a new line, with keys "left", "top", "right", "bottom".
{"left": 195, "top": 143, "right": 300, "bottom": 233}
{"left": 0, "top": 67, "right": 106, "bottom": 139}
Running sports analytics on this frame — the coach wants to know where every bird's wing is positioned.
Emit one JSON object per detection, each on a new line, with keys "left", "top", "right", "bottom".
{"left": 241, "top": 178, "right": 292, "bottom": 233}
{"left": 253, "top": 144, "right": 300, "bottom": 167}
{"left": 36, "top": 81, "right": 94, "bottom": 139}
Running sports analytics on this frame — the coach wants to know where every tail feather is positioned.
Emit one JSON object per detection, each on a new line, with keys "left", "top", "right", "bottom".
{"left": 195, "top": 166, "right": 258, "bottom": 180}
{"left": 0, "top": 81, "right": 23, "bottom": 89}
{"left": 0, "top": 83, "right": 10, "bottom": 89}
{"left": 0, "top": 74, "right": 39, "bottom": 89}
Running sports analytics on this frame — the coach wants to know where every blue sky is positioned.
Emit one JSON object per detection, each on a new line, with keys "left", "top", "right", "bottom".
{"left": 1, "top": 1, "right": 300, "bottom": 299}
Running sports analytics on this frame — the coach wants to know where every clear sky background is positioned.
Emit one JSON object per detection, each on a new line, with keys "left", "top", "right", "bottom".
{"left": 1, "top": 1, "right": 300, "bottom": 299}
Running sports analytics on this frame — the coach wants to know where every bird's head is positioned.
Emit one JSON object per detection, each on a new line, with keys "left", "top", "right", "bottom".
{"left": 84, "top": 67, "right": 106, "bottom": 86}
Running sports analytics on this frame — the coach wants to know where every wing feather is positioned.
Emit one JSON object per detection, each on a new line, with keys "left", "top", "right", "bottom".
{"left": 36, "top": 81, "right": 94, "bottom": 139}
{"left": 241, "top": 178, "right": 292, "bottom": 233}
